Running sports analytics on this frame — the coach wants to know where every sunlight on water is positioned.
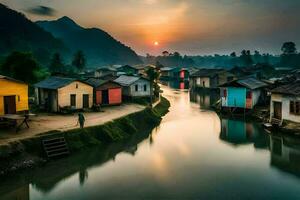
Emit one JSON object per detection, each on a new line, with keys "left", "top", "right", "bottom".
{"left": 1, "top": 86, "right": 300, "bottom": 199}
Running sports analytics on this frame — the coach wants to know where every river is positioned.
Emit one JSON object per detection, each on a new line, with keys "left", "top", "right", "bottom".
{"left": 1, "top": 85, "right": 300, "bottom": 199}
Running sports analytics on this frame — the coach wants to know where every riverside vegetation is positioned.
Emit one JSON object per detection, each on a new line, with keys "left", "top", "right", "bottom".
{"left": 0, "top": 97, "right": 170, "bottom": 176}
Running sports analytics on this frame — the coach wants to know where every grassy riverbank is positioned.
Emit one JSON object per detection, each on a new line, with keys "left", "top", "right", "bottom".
{"left": 0, "top": 97, "right": 170, "bottom": 176}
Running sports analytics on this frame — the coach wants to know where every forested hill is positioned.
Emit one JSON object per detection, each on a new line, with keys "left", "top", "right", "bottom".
{"left": 0, "top": 4, "right": 67, "bottom": 64}
{"left": 36, "top": 16, "right": 142, "bottom": 67}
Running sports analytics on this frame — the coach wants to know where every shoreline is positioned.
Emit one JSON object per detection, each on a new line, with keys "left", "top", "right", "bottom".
{"left": 0, "top": 97, "right": 171, "bottom": 176}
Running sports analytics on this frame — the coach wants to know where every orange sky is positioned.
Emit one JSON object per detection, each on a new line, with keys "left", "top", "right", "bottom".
{"left": 1, "top": 0, "right": 300, "bottom": 55}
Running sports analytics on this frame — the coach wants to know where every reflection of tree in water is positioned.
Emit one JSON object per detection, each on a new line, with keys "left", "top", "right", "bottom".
{"left": 79, "top": 168, "right": 88, "bottom": 186}
{"left": 0, "top": 128, "right": 154, "bottom": 197}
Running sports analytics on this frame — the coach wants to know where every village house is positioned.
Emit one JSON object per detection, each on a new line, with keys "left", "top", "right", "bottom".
{"left": 114, "top": 75, "right": 151, "bottom": 98}
{"left": 0, "top": 75, "right": 29, "bottom": 115}
{"left": 132, "top": 64, "right": 155, "bottom": 75}
{"left": 35, "top": 76, "right": 93, "bottom": 112}
{"left": 190, "top": 69, "right": 235, "bottom": 89}
{"left": 160, "top": 67, "right": 189, "bottom": 80}
{"left": 270, "top": 82, "right": 300, "bottom": 124}
{"left": 94, "top": 67, "right": 117, "bottom": 78}
{"left": 84, "top": 78, "right": 122, "bottom": 106}
{"left": 219, "top": 77, "right": 268, "bottom": 110}
{"left": 116, "top": 65, "right": 139, "bottom": 75}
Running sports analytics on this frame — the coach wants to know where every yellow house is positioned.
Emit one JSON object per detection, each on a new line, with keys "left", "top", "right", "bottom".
{"left": 34, "top": 76, "right": 93, "bottom": 112}
{"left": 0, "top": 75, "right": 29, "bottom": 115}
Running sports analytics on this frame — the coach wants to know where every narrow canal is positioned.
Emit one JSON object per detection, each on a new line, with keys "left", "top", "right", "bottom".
{"left": 2, "top": 85, "right": 300, "bottom": 199}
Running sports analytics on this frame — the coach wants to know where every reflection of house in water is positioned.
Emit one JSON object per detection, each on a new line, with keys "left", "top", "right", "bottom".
{"left": 1, "top": 185, "right": 29, "bottom": 200}
{"left": 220, "top": 119, "right": 268, "bottom": 148}
{"left": 270, "top": 135, "right": 300, "bottom": 177}
{"left": 190, "top": 89, "right": 220, "bottom": 109}
{"left": 160, "top": 80, "right": 189, "bottom": 90}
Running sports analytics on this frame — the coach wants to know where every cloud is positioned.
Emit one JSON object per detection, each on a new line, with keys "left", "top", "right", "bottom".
{"left": 26, "top": 5, "right": 56, "bottom": 16}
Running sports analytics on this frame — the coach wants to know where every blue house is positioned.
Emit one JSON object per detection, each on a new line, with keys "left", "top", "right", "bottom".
{"left": 219, "top": 77, "right": 268, "bottom": 109}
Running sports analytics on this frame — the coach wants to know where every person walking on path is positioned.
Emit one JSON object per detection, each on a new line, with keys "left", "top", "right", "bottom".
{"left": 78, "top": 113, "right": 85, "bottom": 128}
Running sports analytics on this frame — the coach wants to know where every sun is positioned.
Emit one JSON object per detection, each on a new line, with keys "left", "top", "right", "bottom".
{"left": 154, "top": 41, "right": 159, "bottom": 46}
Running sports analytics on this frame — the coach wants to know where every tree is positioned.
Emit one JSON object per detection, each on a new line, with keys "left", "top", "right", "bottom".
{"left": 72, "top": 50, "right": 86, "bottom": 72}
{"left": 230, "top": 52, "right": 236, "bottom": 57}
{"left": 240, "top": 50, "right": 253, "bottom": 66}
{"left": 0, "top": 51, "right": 40, "bottom": 84}
{"left": 281, "top": 42, "right": 297, "bottom": 54}
{"left": 49, "top": 53, "right": 64, "bottom": 74}
{"left": 146, "top": 67, "right": 161, "bottom": 107}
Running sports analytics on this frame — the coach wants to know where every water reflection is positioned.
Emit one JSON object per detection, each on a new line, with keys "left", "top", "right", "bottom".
{"left": 220, "top": 118, "right": 269, "bottom": 149}
{"left": 1, "top": 87, "right": 300, "bottom": 199}
{"left": 160, "top": 80, "right": 189, "bottom": 90}
{"left": 0, "top": 129, "right": 152, "bottom": 199}
{"left": 190, "top": 89, "right": 220, "bottom": 109}
{"left": 270, "top": 134, "right": 300, "bottom": 178}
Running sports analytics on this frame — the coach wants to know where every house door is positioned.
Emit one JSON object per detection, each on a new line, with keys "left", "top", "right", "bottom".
{"left": 70, "top": 94, "right": 76, "bottom": 107}
{"left": 273, "top": 101, "right": 282, "bottom": 119}
{"left": 102, "top": 90, "right": 109, "bottom": 105}
{"left": 4, "top": 96, "right": 16, "bottom": 114}
{"left": 83, "top": 94, "right": 89, "bottom": 108}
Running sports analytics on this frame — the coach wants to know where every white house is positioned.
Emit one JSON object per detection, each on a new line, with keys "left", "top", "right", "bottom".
{"left": 114, "top": 75, "right": 151, "bottom": 98}
{"left": 270, "top": 82, "right": 300, "bottom": 124}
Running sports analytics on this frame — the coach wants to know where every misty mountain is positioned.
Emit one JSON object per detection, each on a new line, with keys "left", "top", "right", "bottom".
{"left": 36, "top": 16, "right": 142, "bottom": 67}
{"left": 0, "top": 4, "right": 66, "bottom": 64}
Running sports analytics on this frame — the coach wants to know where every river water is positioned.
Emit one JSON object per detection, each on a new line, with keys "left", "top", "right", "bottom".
{"left": 2, "top": 86, "right": 300, "bottom": 199}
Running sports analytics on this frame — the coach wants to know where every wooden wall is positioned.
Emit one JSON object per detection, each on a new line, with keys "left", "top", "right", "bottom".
{"left": 0, "top": 79, "right": 28, "bottom": 115}
{"left": 58, "top": 81, "right": 93, "bottom": 109}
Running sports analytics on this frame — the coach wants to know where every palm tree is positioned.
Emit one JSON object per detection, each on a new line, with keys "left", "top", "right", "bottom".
{"left": 146, "top": 66, "right": 160, "bottom": 107}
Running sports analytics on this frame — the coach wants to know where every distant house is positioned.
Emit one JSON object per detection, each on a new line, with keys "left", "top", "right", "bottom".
{"left": 190, "top": 69, "right": 235, "bottom": 89}
{"left": 132, "top": 64, "right": 155, "bottom": 75}
{"left": 229, "top": 64, "right": 275, "bottom": 79}
{"left": 0, "top": 75, "right": 29, "bottom": 115}
{"left": 116, "top": 65, "right": 138, "bottom": 75}
{"left": 270, "top": 82, "right": 300, "bottom": 124}
{"left": 160, "top": 67, "right": 189, "bottom": 80}
{"left": 160, "top": 67, "right": 174, "bottom": 78}
{"left": 114, "top": 75, "right": 150, "bottom": 98}
{"left": 219, "top": 77, "right": 268, "bottom": 109}
{"left": 85, "top": 78, "right": 122, "bottom": 106}
{"left": 35, "top": 76, "right": 93, "bottom": 112}
{"left": 94, "top": 67, "right": 117, "bottom": 78}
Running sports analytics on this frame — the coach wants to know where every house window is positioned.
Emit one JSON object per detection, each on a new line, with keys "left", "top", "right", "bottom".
{"left": 70, "top": 94, "right": 76, "bottom": 107}
{"left": 290, "top": 101, "right": 295, "bottom": 113}
{"left": 135, "top": 85, "right": 138, "bottom": 91}
{"left": 223, "top": 89, "right": 227, "bottom": 97}
{"left": 246, "top": 91, "right": 252, "bottom": 99}
{"left": 202, "top": 81, "right": 205, "bottom": 87}
{"left": 290, "top": 100, "right": 300, "bottom": 115}
{"left": 144, "top": 84, "right": 147, "bottom": 91}
{"left": 76, "top": 84, "right": 78, "bottom": 89}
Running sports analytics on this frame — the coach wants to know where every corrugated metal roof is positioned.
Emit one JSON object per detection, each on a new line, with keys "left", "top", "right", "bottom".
{"left": 0, "top": 75, "right": 26, "bottom": 84}
{"left": 84, "top": 78, "right": 107, "bottom": 87}
{"left": 190, "top": 68, "right": 224, "bottom": 77}
{"left": 160, "top": 67, "right": 174, "bottom": 71}
{"left": 272, "top": 81, "right": 300, "bottom": 95}
{"left": 114, "top": 75, "right": 146, "bottom": 86}
{"left": 237, "top": 78, "right": 268, "bottom": 89}
{"left": 34, "top": 76, "right": 76, "bottom": 89}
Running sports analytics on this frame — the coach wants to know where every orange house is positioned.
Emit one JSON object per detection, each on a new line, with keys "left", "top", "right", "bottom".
{"left": 85, "top": 78, "right": 122, "bottom": 106}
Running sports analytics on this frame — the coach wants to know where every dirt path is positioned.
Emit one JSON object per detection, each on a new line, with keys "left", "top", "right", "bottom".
{"left": 0, "top": 104, "right": 145, "bottom": 145}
